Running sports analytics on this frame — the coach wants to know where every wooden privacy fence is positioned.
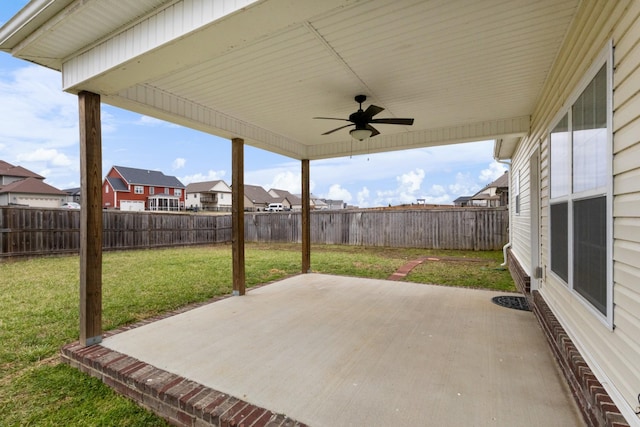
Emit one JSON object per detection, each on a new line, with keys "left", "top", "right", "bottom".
{"left": 246, "top": 207, "right": 508, "bottom": 250}
{"left": 0, "top": 207, "right": 231, "bottom": 258}
{"left": 0, "top": 206, "right": 507, "bottom": 258}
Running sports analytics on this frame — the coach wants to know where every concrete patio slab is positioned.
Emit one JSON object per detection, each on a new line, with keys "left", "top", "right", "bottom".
{"left": 92, "top": 274, "right": 583, "bottom": 426}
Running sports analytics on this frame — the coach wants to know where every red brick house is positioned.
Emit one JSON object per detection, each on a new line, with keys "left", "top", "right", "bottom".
{"left": 103, "top": 166, "right": 185, "bottom": 211}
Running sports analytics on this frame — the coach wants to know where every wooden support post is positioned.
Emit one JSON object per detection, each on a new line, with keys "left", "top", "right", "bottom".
{"left": 78, "top": 91, "right": 103, "bottom": 346}
{"left": 232, "top": 138, "right": 246, "bottom": 295}
{"left": 302, "top": 159, "right": 311, "bottom": 273}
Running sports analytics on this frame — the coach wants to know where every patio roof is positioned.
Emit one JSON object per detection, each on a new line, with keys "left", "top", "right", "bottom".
{"left": 0, "top": 0, "right": 579, "bottom": 160}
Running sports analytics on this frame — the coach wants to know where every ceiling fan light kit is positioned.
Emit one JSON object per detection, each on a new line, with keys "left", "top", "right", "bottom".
{"left": 350, "top": 128, "right": 373, "bottom": 140}
{"left": 314, "top": 95, "right": 414, "bottom": 139}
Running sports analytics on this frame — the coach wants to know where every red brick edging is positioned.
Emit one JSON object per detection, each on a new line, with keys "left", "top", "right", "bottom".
{"left": 506, "top": 249, "right": 630, "bottom": 426}
{"left": 61, "top": 342, "right": 306, "bottom": 427}
{"left": 532, "top": 291, "right": 629, "bottom": 427}
{"left": 60, "top": 287, "right": 307, "bottom": 427}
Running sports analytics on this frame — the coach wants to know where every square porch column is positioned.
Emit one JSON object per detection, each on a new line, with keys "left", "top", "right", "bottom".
{"left": 232, "top": 138, "right": 246, "bottom": 295}
{"left": 78, "top": 91, "right": 103, "bottom": 346}
{"left": 302, "top": 159, "right": 311, "bottom": 273}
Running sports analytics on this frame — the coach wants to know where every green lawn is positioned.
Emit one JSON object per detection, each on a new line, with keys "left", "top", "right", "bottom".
{"left": 0, "top": 243, "right": 514, "bottom": 426}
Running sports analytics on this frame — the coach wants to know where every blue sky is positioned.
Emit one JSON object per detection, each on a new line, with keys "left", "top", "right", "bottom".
{"left": 0, "top": 2, "right": 506, "bottom": 207}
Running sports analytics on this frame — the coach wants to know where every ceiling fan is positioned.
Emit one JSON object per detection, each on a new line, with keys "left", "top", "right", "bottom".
{"left": 314, "top": 95, "right": 414, "bottom": 140}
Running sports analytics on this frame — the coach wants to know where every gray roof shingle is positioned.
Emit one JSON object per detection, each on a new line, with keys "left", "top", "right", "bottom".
{"left": 112, "top": 165, "right": 185, "bottom": 188}
{"left": 0, "top": 177, "right": 65, "bottom": 195}
{"left": 0, "top": 160, "right": 45, "bottom": 179}
{"left": 106, "top": 176, "right": 129, "bottom": 192}
{"left": 244, "top": 184, "right": 275, "bottom": 204}
{"left": 186, "top": 180, "right": 226, "bottom": 193}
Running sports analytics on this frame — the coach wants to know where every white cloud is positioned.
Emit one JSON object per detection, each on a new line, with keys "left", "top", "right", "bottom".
{"left": 357, "top": 187, "right": 370, "bottom": 207}
{"left": 397, "top": 168, "right": 425, "bottom": 194}
{"left": 172, "top": 157, "right": 186, "bottom": 170}
{"left": 0, "top": 65, "right": 82, "bottom": 188}
{"left": 323, "top": 184, "right": 353, "bottom": 202}
{"left": 180, "top": 169, "right": 226, "bottom": 185}
{"left": 16, "top": 148, "right": 73, "bottom": 167}
{"left": 269, "top": 171, "right": 302, "bottom": 193}
{"left": 369, "top": 168, "right": 426, "bottom": 206}
{"left": 429, "top": 184, "right": 446, "bottom": 196}
{"left": 0, "top": 66, "right": 78, "bottom": 148}
{"left": 100, "top": 108, "right": 118, "bottom": 134}
{"left": 479, "top": 160, "right": 508, "bottom": 183}
{"left": 448, "top": 172, "right": 481, "bottom": 197}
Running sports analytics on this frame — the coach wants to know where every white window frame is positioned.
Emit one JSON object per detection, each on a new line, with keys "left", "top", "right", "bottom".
{"left": 175, "top": 188, "right": 182, "bottom": 197}
{"left": 134, "top": 185, "right": 144, "bottom": 194}
{"left": 547, "top": 42, "right": 613, "bottom": 328}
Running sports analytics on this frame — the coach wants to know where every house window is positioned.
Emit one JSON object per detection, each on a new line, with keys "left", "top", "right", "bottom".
{"left": 134, "top": 185, "right": 144, "bottom": 194}
{"left": 105, "top": 185, "right": 109, "bottom": 194}
{"left": 149, "top": 187, "right": 154, "bottom": 195}
{"left": 548, "top": 54, "right": 611, "bottom": 321}
{"left": 165, "top": 187, "right": 169, "bottom": 194}
{"left": 175, "top": 189, "right": 182, "bottom": 197}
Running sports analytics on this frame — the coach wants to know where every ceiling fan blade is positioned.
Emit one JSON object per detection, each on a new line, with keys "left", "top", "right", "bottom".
{"left": 313, "top": 117, "right": 352, "bottom": 121}
{"left": 322, "top": 123, "right": 354, "bottom": 135}
{"left": 366, "top": 124, "right": 380, "bottom": 137}
{"left": 363, "top": 104, "right": 384, "bottom": 119}
{"left": 370, "top": 118, "right": 415, "bottom": 125}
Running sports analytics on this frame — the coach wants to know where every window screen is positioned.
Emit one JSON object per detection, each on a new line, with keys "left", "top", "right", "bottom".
{"left": 573, "top": 196, "right": 607, "bottom": 314}
{"left": 550, "top": 202, "right": 569, "bottom": 282}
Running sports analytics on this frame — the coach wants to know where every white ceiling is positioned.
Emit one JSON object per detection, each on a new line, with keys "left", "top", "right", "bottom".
{"left": 0, "top": 0, "right": 579, "bottom": 160}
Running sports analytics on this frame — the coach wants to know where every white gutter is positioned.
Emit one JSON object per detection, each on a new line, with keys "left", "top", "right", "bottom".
{"left": 0, "top": 0, "right": 71, "bottom": 51}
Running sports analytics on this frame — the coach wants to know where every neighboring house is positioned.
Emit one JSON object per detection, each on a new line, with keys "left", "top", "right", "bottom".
{"left": 494, "top": 3, "right": 640, "bottom": 424}
{"left": 268, "top": 188, "right": 301, "bottom": 211}
{"left": 0, "top": 160, "right": 66, "bottom": 207}
{"left": 310, "top": 197, "right": 328, "bottom": 210}
{"left": 453, "top": 196, "right": 472, "bottom": 207}
{"left": 0, "top": 159, "right": 44, "bottom": 185}
{"left": 321, "top": 199, "right": 346, "bottom": 210}
{"left": 243, "top": 184, "right": 274, "bottom": 211}
{"left": 470, "top": 172, "right": 509, "bottom": 207}
{"left": 63, "top": 187, "right": 81, "bottom": 204}
{"left": 103, "top": 166, "right": 185, "bottom": 211}
{"left": 185, "top": 180, "right": 232, "bottom": 211}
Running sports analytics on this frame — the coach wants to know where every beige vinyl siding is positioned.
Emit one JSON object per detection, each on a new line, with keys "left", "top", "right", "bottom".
{"left": 509, "top": 0, "right": 640, "bottom": 421}
{"left": 509, "top": 143, "right": 535, "bottom": 274}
